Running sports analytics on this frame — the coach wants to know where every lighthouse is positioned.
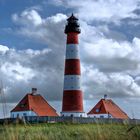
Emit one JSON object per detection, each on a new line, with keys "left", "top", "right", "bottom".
{"left": 61, "top": 14, "right": 85, "bottom": 117}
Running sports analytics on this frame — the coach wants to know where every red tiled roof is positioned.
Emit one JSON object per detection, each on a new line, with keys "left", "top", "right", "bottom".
{"left": 11, "top": 94, "right": 59, "bottom": 116}
{"left": 88, "top": 99, "right": 128, "bottom": 119}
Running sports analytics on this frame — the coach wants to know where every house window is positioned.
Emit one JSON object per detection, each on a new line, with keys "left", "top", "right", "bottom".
{"left": 100, "top": 115, "right": 104, "bottom": 118}
{"left": 71, "top": 114, "right": 74, "bottom": 117}
{"left": 20, "top": 104, "right": 26, "bottom": 108}
{"left": 23, "top": 113, "right": 27, "bottom": 116}
{"left": 17, "top": 113, "right": 19, "bottom": 118}
{"left": 96, "top": 108, "right": 99, "bottom": 113}
{"left": 108, "top": 114, "right": 111, "bottom": 118}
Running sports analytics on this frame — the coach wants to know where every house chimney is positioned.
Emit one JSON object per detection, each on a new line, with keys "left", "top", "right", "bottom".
{"left": 32, "top": 88, "right": 37, "bottom": 94}
{"left": 104, "top": 94, "right": 107, "bottom": 100}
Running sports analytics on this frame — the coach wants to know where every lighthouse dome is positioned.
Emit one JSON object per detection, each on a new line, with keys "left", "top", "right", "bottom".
{"left": 65, "top": 13, "right": 81, "bottom": 34}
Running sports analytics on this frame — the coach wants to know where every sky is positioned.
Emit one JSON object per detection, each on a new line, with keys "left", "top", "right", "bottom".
{"left": 0, "top": 0, "right": 140, "bottom": 118}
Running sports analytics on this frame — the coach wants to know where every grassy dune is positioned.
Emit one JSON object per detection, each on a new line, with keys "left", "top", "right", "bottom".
{"left": 0, "top": 123, "right": 140, "bottom": 140}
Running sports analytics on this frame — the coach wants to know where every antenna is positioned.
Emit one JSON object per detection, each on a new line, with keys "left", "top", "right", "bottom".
{"left": 131, "top": 109, "right": 135, "bottom": 119}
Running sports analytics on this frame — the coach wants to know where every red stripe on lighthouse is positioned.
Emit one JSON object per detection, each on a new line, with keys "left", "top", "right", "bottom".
{"left": 67, "top": 32, "right": 79, "bottom": 44}
{"left": 65, "top": 59, "right": 81, "bottom": 75}
{"left": 62, "top": 90, "right": 83, "bottom": 112}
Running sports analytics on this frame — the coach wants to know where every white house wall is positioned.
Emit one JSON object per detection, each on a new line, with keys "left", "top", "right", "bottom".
{"left": 11, "top": 111, "right": 37, "bottom": 118}
{"left": 61, "top": 112, "right": 86, "bottom": 117}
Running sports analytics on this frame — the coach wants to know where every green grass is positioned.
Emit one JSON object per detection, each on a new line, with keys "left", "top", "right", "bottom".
{"left": 0, "top": 123, "right": 140, "bottom": 140}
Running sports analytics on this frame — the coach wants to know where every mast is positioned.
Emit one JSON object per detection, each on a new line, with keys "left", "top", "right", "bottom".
{"left": 0, "top": 81, "right": 7, "bottom": 118}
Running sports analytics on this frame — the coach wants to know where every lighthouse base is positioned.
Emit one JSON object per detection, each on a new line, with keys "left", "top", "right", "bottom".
{"left": 61, "top": 111, "right": 86, "bottom": 117}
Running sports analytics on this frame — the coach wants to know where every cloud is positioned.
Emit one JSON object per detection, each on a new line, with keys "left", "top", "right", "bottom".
{"left": 4, "top": 10, "right": 69, "bottom": 103}
{"left": 12, "top": 10, "right": 67, "bottom": 44}
{"left": 2, "top": 36, "right": 140, "bottom": 103}
{"left": 80, "top": 31, "right": 140, "bottom": 99}
{"left": 82, "top": 66, "right": 140, "bottom": 99}
{"left": 0, "top": 46, "right": 64, "bottom": 103}
{"left": 12, "top": 10, "right": 43, "bottom": 26}
{"left": 81, "top": 37, "right": 140, "bottom": 72}
{"left": 51, "top": 0, "right": 140, "bottom": 23}
{"left": 0, "top": 45, "right": 9, "bottom": 54}
{"left": 79, "top": 20, "right": 140, "bottom": 99}
{"left": 1, "top": 62, "right": 35, "bottom": 81}
{"left": 3, "top": 5, "right": 140, "bottom": 106}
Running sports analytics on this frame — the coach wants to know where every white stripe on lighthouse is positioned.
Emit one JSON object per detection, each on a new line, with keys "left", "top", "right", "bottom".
{"left": 64, "top": 75, "right": 81, "bottom": 90}
{"left": 66, "top": 44, "right": 79, "bottom": 59}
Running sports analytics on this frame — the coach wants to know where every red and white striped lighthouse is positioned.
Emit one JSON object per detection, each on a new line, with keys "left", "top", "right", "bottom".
{"left": 61, "top": 14, "right": 85, "bottom": 117}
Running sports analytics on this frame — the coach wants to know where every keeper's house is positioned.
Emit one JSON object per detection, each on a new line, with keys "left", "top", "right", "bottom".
{"left": 87, "top": 95, "right": 129, "bottom": 119}
{"left": 11, "top": 88, "right": 58, "bottom": 118}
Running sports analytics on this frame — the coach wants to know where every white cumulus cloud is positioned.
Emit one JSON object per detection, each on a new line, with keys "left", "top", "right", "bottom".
{"left": 0, "top": 45, "right": 9, "bottom": 55}
{"left": 6, "top": 5, "right": 140, "bottom": 104}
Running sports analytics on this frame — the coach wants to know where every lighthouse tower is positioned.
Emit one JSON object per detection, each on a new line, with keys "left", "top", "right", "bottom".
{"left": 61, "top": 14, "right": 85, "bottom": 117}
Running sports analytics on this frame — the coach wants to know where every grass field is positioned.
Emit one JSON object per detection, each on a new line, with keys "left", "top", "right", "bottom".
{"left": 0, "top": 123, "right": 140, "bottom": 140}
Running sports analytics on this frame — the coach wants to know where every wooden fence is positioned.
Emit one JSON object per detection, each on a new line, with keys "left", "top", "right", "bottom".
{"left": 0, "top": 116, "right": 139, "bottom": 125}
